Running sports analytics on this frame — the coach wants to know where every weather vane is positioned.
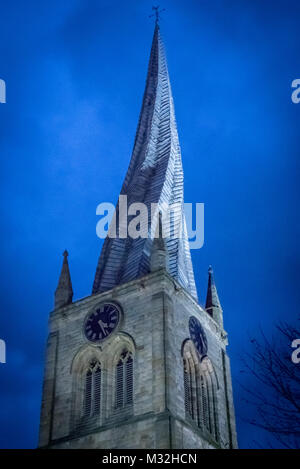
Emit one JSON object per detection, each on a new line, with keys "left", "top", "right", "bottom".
{"left": 149, "top": 5, "right": 166, "bottom": 25}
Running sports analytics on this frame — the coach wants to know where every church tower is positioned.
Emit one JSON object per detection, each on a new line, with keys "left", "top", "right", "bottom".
{"left": 39, "top": 21, "right": 238, "bottom": 449}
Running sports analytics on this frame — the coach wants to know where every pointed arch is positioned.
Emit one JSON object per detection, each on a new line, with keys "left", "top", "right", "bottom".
{"left": 70, "top": 334, "right": 136, "bottom": 432}
{"left": 201, "top": 355, "right": 220, "bottom": 441}
{"left": 70, "top": 344, "right": 103, "bottom": 375}
{"left": 182, "top": 340, "right": 219, "bottom": 442}
{"left": 70, "top": 345, "right": 104, "bottom": 431}
{"left": 101, "top": 333, "right": 136, "bottom": 415}
{"left": 110, "top": 335, "right": 135, "bottom": 411}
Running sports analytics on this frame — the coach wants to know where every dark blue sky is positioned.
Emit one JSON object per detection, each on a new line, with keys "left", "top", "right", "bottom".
{"left": 0, "top": 0, "right": 299, "bottom": 448}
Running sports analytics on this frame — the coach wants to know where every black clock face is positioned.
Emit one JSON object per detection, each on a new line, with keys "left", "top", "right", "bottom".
{"left": 84, "top": 303, "right": 120, "bottom": 343}
{"left": 189, "top": 316, "right": 208, "bottom": 357}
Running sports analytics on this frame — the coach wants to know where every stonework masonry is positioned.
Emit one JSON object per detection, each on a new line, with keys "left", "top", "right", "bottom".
{"left": 39, "top": 269, "right": 237, "bottom": 449}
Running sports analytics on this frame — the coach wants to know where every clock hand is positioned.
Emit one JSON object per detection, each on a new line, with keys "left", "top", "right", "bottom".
{"left": 98, "top": 319, "right": 108, "bottom": 336}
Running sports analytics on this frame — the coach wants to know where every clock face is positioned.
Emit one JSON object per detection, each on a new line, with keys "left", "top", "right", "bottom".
{"left": 189, "top": 316, "right": 208, "bottom": 357}
{"left": 84, "top": 303, "right": 120, "bottom": 343}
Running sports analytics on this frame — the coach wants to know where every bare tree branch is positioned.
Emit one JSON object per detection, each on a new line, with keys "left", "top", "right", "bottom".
{"left": 240, "top": 321, "right": 300, "bottom": 449}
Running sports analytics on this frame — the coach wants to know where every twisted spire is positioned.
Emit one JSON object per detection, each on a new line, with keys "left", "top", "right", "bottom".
{"left": 93, "top": 24, "right": 197, "bottom": 300}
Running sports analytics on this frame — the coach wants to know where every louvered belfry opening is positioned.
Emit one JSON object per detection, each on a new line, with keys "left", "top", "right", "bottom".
{"left": 115, "top": 350, "right": 133, "bottom": 410}
{"left": 183, "top": 341, "right": 219, "bottom": 442}
{"left": 200, "top": 373, "right": 210, "bottom": 431}
{"left": 184, "top": 358, "right": 193, "bottom": 417}
{"left": 84, "top": 360, "right": 101, "bottom": 418}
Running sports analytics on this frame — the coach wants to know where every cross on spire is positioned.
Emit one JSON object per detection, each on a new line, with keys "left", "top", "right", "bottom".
{"left": 149, "top": 5, "right": 166, "bottom": 25}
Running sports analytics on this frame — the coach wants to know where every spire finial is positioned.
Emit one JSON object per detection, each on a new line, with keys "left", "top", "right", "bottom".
{"left": 205, "top": 265, "right": 223, "bottom": 327}
{"left": 150, "top": 211, "right": 168, "bottom": 272}
{"left": 55, "top": 249, "right": 73, "bottom": 309}
{"left": 149, "top": 5, "right": 166, "bottom": 25}
{"left": 153, "top": 211, "right": 165, "bottom": 250}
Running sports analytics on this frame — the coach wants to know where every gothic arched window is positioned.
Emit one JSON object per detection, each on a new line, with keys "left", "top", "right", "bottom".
{"left": 183, "top": 340, "right": 219, "bottom": 442}
{"left": 84, "top": 360, "right": 102, "bottom": 417}
{"left": 115, "top": 350, "right": 133, "bottom": 409}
